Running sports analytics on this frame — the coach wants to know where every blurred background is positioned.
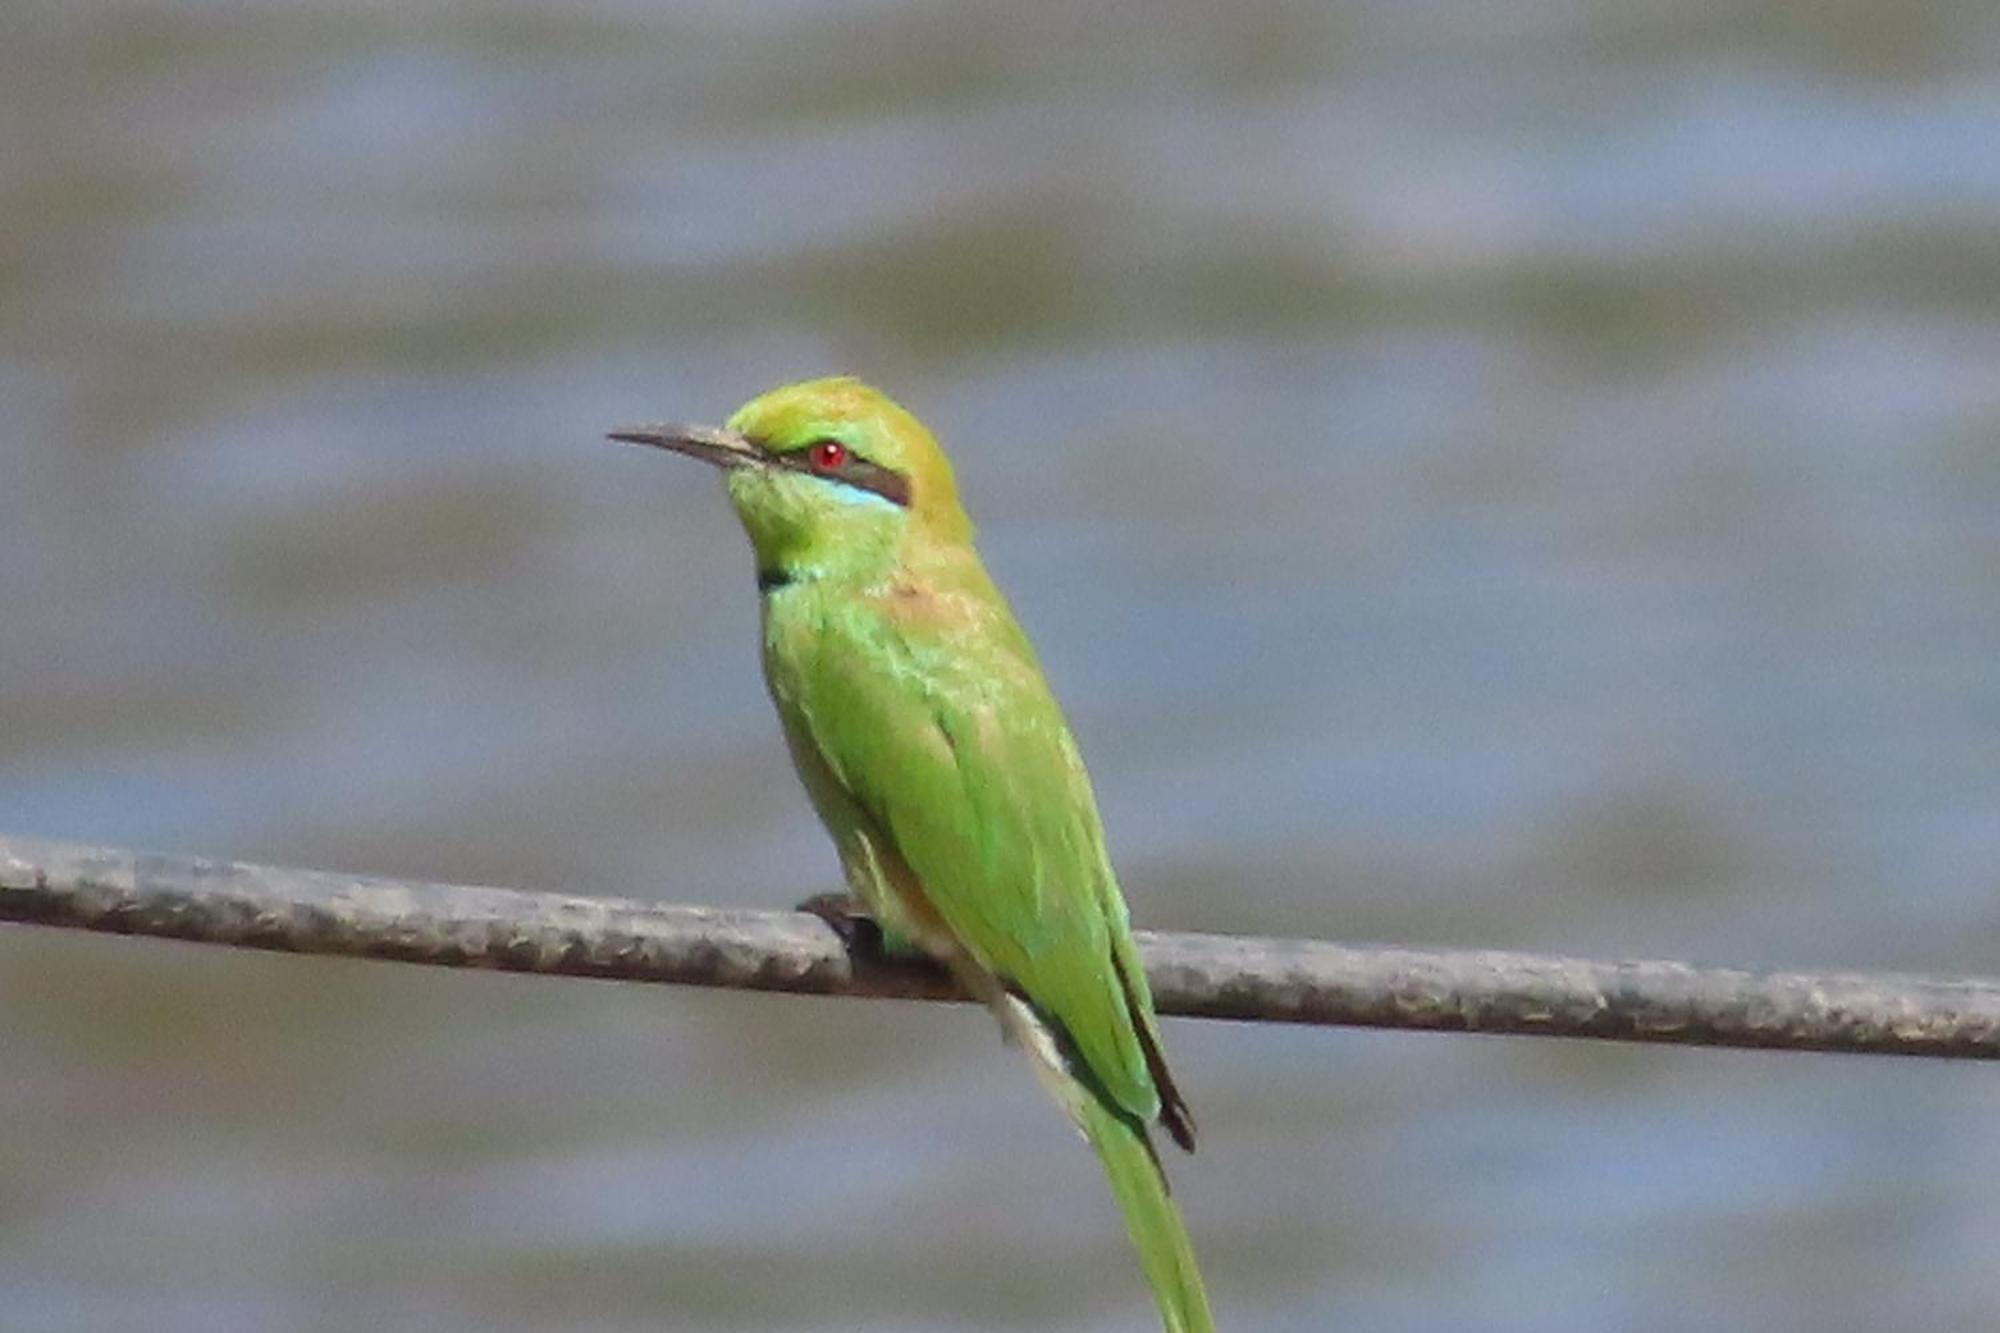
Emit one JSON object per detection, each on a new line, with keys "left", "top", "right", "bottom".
{"left": 4, "top": 2, "right": 2000, "bottom": 1330}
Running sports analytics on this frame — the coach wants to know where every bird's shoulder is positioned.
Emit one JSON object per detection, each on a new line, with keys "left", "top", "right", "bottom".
{"left": 766, "top": 552, "right": 1046, "bottom": 705}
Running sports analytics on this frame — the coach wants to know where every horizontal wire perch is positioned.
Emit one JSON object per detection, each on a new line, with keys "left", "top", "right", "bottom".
{"left": 4, "top": 833, "right": 1998, "bottom": 1059}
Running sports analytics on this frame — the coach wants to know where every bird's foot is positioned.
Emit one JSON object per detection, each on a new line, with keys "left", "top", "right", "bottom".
{"left": 797, "top": 892, "right": 929, "bottom": 961}
{"left": 797, "top": 892, "right": 887, "bottom": 956}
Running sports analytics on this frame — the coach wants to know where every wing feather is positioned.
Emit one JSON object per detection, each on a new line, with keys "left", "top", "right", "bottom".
{"left": 778, "top": 585, "right": 1169, "bottom": 1128}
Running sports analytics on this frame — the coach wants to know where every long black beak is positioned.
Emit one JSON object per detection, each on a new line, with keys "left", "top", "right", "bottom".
{"left": 607, "top": 422, "right": 763, "bottom": 470}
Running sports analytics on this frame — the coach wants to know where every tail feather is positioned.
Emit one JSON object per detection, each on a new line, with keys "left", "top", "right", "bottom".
{"left": 1077, "top": 1092, "right": 1214, "bottom": 1333}
{"left": 984, "top": 985, "right": 1213, "bottom": 1333}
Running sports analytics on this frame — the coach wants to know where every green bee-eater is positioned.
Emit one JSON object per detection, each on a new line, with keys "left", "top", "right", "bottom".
{"left": 611, "top": 377, "right": 1212, "bottom": 1332}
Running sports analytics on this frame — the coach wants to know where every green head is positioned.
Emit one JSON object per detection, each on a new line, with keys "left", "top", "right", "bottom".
{"left": 611, "top": 377, "right": 973, "bottom": 587}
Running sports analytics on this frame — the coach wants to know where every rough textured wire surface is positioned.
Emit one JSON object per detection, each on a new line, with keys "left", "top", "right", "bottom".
{"left": 4, "top": 834, "right": 1998, "bottom": 1059}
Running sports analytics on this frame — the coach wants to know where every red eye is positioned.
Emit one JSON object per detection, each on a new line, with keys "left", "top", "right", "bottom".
{"left": 810, "top": 440, "right": 847, "bottom": 472}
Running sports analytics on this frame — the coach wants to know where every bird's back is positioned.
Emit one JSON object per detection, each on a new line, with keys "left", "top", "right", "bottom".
{"left": 760, "top": 547, "right": 1191, "bottom": 1145}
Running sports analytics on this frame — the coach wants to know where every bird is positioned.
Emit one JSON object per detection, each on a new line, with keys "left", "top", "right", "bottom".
{"left": 610, "top": 376, "right": 1211, "bottom": 1333}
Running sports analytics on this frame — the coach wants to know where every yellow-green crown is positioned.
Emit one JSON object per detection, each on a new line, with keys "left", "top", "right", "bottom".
{"left": 727, "top": 377, "right": 971, "bottom": 540}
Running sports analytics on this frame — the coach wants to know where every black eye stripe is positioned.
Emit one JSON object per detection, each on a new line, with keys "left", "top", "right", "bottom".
{"left": 772, "top": 441, "right": 911, "bottom": 507}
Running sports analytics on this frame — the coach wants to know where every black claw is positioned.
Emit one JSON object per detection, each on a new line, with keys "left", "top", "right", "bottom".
{"left": 797, "top": 892, "right": 885, "bottom": 956}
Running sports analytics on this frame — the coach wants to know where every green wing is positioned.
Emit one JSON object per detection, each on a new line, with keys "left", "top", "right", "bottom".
{"left": 776, "top": 585, "right": 1179, "bottom": 1133}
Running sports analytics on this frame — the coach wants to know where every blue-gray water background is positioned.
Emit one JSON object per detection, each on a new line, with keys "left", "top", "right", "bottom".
{"left": 5, "top": 4, "right": 2000, "bottom": 1331}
